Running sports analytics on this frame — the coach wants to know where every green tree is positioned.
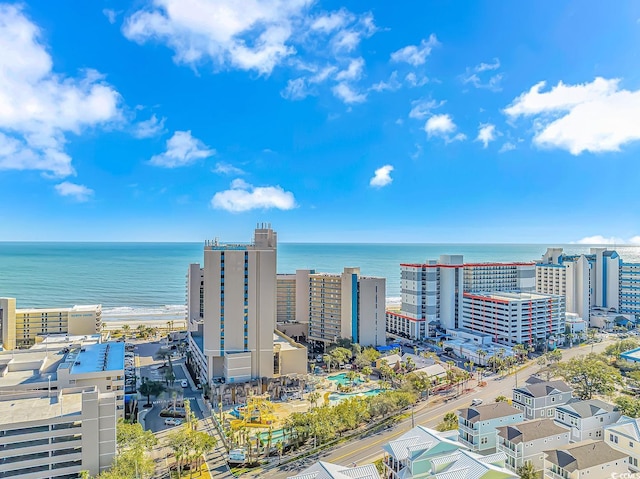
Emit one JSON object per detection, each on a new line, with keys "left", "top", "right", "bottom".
{"left": 362, "top": 347, "right": 381, "bottom": 363}
{"left": 557, "top": 354, "right": 623, "bottom": 399}
{"left": 276, "top": 440, "right": 283, "bottom": 464}
{"left": 605, "top": 338, "right": 640, "bottom": 358}
{"left": 614, "top": 396, "right": 640, "bottom": 417}
{"left": 115, "top": 418, "right": 157, "bottom": 455}
{"left": 517, "top": 461, "right": 537, "bottom": 479}
{"left": 436, "top": 412, "right": 458, "bottom": 432}
{"left": 330, "top": 347, "right": 352, "bottom": 368}
{"left": 323, "top": 353, "right": 332, "bottom": 373}
{"left": 97, "top": 420, "right": 157, "bottom": 479}
{"left": 361, "top": 366, "right": 373, "bottom": 381}
{"left": 494, "top": 395, "right": 509, "bottom": 403}
{"left": 122, "top": 324, "right": 131, "bottom": 338}
{"left": 308, "top": 391, "right": 321, "bottom": 408}
{"left": 138, "top": 379, "right": 165, "bottom": 407}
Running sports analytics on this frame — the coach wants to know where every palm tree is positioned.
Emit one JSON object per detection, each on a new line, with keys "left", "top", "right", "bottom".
{"left": 436, "top": 412, "right": 458, "bottom": 431}
{"left": 323, "top": 354, "right": 332, "bottom": 373}
{"left": 138, "top": 379, "right": 165, "bottom": 407}
{"left": 477, "top": 349, "right": 487, "bottom": 367}
{"left": 276, "top": 441, "right": 283, "bottom": 464}
{"left": 517, "top": 461, "right": 536, "bottom": 479}
{"left": 122, "top": 324, "right": 131, "bottom": 338}
{"left": 308, "top": 391, "right": 321, "bottom": 408}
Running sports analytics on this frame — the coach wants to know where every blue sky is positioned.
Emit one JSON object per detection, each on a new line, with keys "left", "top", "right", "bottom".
{"left": 1, "top": 1, "right": 640, "bottom": 243}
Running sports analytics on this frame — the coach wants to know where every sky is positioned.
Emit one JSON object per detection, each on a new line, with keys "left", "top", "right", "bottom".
{"left": 1, "top": 1, "right": 640, "bottom": 243}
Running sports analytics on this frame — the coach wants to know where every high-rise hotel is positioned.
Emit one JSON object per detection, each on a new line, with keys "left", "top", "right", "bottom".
{"left": 187, "top": 225, "right": 306, "bottom": 385}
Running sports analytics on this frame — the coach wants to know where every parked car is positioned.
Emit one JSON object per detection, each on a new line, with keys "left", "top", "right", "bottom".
{"left": 164, "top": 418, "right": 182, "bottom": 426}
{"left": 181, "top": 380, "right": 188, "bottom": 388}
{"left": 471, "top": 398, "right": 483, "bottom": 406}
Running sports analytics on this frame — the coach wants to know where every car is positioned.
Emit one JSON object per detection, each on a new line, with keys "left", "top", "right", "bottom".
{"left": 164, "top": 418, "right": 182, "bottom": 426}
{"left": 181, "top": 380, "right": 188, "bottom": 388}
{"left": 471, "top": 398, "right": 483, "bottom": 406}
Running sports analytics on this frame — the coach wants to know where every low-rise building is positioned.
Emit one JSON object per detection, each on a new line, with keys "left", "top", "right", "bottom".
{"left": 0, "top": 386, "right": 117, "bottom": 478}
{"left": 382, "top": 426, "right": 463, "bottom": 479}
{"left": 605, "top": 415, "right": 640, "bottom": 472}
{"left": 0, "top": 298, "right": 102, "bottom": 350}
{"left": 543, "top": 440, "right": 628, "bottom": 479}
{"left": 457, "top": 402, "right": 524, "bottom": 453}
{"left": 0, "top": 340, "right": 125, "bottom": 418}
{"left": 554, "top": 399, "right": 621, "bottom": 442}
{"left": 512, "top": 379, "right": 573, "bottom": 420}
{"left": 497, "top": 418, "right": 570, "bottom": 472}
{"left": 287, "top": 460, "right": 380, "bottom": 479}
{"left": 443, "top": 329, "right": 516, "bottom": 366}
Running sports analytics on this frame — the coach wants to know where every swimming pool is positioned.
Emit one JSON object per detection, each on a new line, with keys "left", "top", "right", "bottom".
{"left": 328, "top": 388, "right": 383, "bottom": 404}
{"left": 327, "top": 373, "right": 363, "bottom": 386}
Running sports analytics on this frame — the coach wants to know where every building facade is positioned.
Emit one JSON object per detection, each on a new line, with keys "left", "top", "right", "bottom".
{"left": 0, "top": 386, "right": 117, "bottom": 478}
{"left": 554, "top": 399, "right": 621, "bottom": 442}
{"left": 605, "top": 416, "right": 640, "bottom": 472}
{"left": 0, "top": 298, "right": 102, "bottom": 350}
{"left": 512, "top": 380, "right": 573, "bottom": 420}
{"left": 460, "top": 292, "right": 565, "bottom": 346}
{"left": 457, "top": 403, "right": 524, "bottom": 453}
{"left": 497, "top": 419, "right": 570, "bottom": 473}
{"left": 536, "top": 247, "right": 640, "bottom": 322}
{"left": 387, "top": 256, "right": 535, "bottom": 341}
{"left": 543, "top": 441, "right": 628, "bottom": 479}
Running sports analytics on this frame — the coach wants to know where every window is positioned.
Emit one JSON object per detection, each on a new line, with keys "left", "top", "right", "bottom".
{"left": 481, "top": 437, "right": 488, "bottom": 444}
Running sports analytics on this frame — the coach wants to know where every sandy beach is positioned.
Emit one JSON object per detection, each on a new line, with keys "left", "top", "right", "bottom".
{"left": 101, "top": 319, "right": 187, "bottom": 331}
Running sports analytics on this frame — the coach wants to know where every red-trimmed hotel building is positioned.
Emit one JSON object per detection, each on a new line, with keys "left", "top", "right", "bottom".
{"left": 386, "top": 254, "right": 563, "bottom": 343}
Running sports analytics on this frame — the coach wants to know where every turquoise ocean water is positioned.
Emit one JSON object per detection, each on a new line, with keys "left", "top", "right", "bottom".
{"left": 1, "top": 242, "right": 639, "bottom": 321}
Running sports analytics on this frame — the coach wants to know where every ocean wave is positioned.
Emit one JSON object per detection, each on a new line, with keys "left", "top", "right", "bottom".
{"left": 102, "top": 304, "right": 186, "bottom": 322}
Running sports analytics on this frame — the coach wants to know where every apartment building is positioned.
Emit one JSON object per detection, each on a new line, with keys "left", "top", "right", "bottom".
{"left": 512, "top": 380, "right": 573, "bottom": 420}
{"left": 0, "top": 386, "right": 117, "bottom": 478}
{"left": 457, "top": 402, "right": 524, "bottom": 453}
{"left": 536, "top": 247, "right": 640, "bottom": 322}
{"left": 460, "top": 292, "right": 565, "bottom": 346}
{"left": 543, "top": 441, "right": 628, "bottom": 479}
{"left": 554, "top": 399, "right": 621, "bottom": 442}
{"left": 0, "top": 341, "right": 126, "bottom": 419}
{"left": 186, "top": 225, "right": 308, "bottom": 385}
{"left": 497, "top": 419, "right": 570, "bottom": 472}
{"left": 0, "top": 298, "right": 102, "bottom": 350}
{"left": 387, "top": 256, "right": 535, "bottom": 340}
{"left": 277, "top": 268, "right": 386, "bottom": 347}
{"left": 604, "top": 416, "right": 640, "bottom": 472}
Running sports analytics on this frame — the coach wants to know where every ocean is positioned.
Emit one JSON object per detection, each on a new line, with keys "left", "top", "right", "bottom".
{"left": 1, "top": 242, "right": 640, "bottom": 321}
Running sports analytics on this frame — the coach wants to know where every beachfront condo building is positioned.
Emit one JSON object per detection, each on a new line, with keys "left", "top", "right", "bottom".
{"left": 536, "top": 247, "right": 640, "bottom": 323}
{"left": 275, "top": 268, "right": 386, "bottom": 347}
{"left": 0, "top": 386, "right": 117, "bottom": 478}
{"left": 386, "top": 255, "right": 535, "bottom": 340}
{"left": 0, "top": 298, "right": 102, "bottom": 350}
{"left": 460, "top": 292, "right": 565, "bottom": 346}
{"left": 187, "top": 225, "right": 307, "bottom": 385}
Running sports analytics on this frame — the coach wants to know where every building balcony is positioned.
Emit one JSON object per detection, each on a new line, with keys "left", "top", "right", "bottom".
{"left": 458, "top": 423, "right": 477, "bottom": 434}
{"left": 544, "top": 469, "right": 569, "bottom": 479}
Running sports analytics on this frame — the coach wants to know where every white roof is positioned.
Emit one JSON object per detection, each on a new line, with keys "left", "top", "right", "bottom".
{"left": 382, "top": 426, "right": 460, "bottom": 461}
{"left": 287, "top": 461, "right": 379, "bottom": 479}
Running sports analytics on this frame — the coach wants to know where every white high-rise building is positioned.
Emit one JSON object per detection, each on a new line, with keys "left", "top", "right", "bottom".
{"left": 536, "top": 247, "right": 632, "bottom": 323}
{"left": 386, "top": 256, "right": 535, "bottom": 340}
{"left": 460, "top": 292, "right": 565, "bottom": 345}
{"left": 187, "top": 225, "right": 278, "bottom": 384}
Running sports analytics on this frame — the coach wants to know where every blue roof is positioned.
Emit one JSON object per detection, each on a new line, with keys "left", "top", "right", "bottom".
{"left": 71, "top": 342, "right": 124, "bottom": 374}
{"left": 621, "top": 347, "right": 640, "bottom": 362}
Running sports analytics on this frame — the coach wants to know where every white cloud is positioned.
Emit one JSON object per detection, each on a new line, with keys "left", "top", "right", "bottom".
{"left": 332, "top": 83, "right": 366, "bottom": 104}
{"left": 504, "top": 77, "right": 640, "bottom": 154}
{"left": 424, "top": 114, "right": 466, "bottom": 143}
{"left": 499, "top": 142, "right": 516, "bottom": 153}
{"left": 149, "top": 130, "right": 215, "bottom": 168}
{"left": 370, "top": 164, "right": 393, "bottom": 188}
{"left": 213, "top": 162, "right": 245, "bottom": 175}
{"left": 409, "top": 98, "right": 445, "bottom": 120}
{"left": 211, "top": 179, "right": 296, "bottom": 212}
{"left": 0, "top": 5, "right": 123, "bottom": 177}
{"left": 574, "top": 235, "right": 628, "bottom": 245}
{"left": 476, "top": 123, "right": 496, "bottom": 148}
{"left": 132, "top": 114, "right": 166, "bottom": 138}
{"left": 103, "top": 9, "right": 119, "bottom": 24}
{"left": 311, "top": 9, "right": 353, "bottom": 32}
{"left": 405, "top": 72, "right": 428, "bottom": 87}
{"left": 370, "top": 71, "right": 401, "bottom": 92}
{"left": 335, "top": 57, "right": 364, "bottom": 81}
{"left": 54, "top": 181, "right": 94, "bottom": 202}
{"left": 461, "top": 58, "right": 502, "bottom": 91}
{"left": 281, "top": 78, "right": 309, "bottom": 100}
{"left": 390, "top": 34, "right": 439, "bottom": 66}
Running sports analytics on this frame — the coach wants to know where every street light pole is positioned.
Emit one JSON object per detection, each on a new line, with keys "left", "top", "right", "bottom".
{"left": 47, "top": 375, "right": 51, "bottom": 398}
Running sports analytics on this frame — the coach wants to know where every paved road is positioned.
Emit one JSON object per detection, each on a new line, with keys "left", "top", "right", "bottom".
{"left": 254, "top": 339, "right": 613, "bottom": 479}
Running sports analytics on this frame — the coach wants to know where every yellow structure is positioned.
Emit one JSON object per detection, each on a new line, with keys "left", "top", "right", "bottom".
{"left": 231, "top": 394, "right": 276, "bottom": 429}
{"left": 0, "top": 297, "right": 102, "bottom": 349}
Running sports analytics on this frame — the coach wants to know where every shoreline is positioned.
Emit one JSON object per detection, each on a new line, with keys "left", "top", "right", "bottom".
{"left": 101, "top": 319, "right": 187, "bottom": 331}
